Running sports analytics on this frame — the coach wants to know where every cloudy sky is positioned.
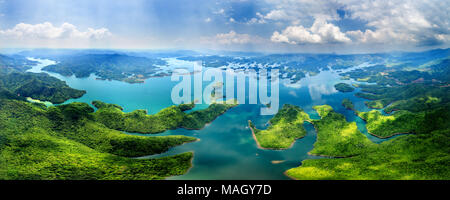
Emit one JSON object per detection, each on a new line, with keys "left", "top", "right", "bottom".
{"left": 0, "top": 0, "right": 449, "bottom": 53}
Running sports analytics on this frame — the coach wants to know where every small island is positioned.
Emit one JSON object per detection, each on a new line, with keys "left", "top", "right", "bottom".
{"left": 342, "top": 98, "right": 355, "bottom": 111}
{"left": 334, "top": 83, "right": 355, "bottom": 92}
{"left": 248, "top": 104, "right": 311, "bottom": 150}
{"left": 42, "top": 54, "right": 167, "bottom": 84}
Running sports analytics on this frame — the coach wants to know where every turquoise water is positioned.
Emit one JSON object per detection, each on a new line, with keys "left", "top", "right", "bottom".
{"left": 27, "top": 58, "right": 401, "bottom": 180}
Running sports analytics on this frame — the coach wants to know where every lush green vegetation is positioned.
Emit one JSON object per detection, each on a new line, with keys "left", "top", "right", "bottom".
{"left": 355, "top": 83, "right": 450, "bottom": 113}
{"left": 42, "top": 54, "right": 167, "bottom": 83}
{"left": 0, "top": 54, "right": 37, "bottom": 73}
{"left": 310, "top": 105, "right": 375, "bottom": 157}
{"left": 286, "top": 129, "right": 449, "bottom": 180}
{"left": 92, "top": 99, "right": 238, "bottom": 133}
{"left": 286, "top": 104, "right": 450, "bottom": 180}
{"left": 334, "top": 83, "right": 355, "bottom": 92}
{"left": 0, "top": 72, "right": 86, "bottom": 104}
{"left": 358, "top": 110, "right": 424, "bottom": 138}
{"left": 342, "top": 98, "right": 355, "bottom": 111}
{"left": 0, "top": 99, "right": 196, "bottom": 179}
{"left": 248, "top": 104, "right": 311, "bottom": 149}
{"left": 0, "top": 54, "right": 85, "bottom": 104}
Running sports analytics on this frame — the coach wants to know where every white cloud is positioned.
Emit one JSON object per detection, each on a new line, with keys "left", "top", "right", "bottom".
{"left": 215, "top": 31, "right": 251, "bottom": 45}
{"left": 0, "top": 22, "right": 111, "bottom": 40}
{"left": 264, "top": 10, "right": 289, "bottom": 21}
{"left": 201, "top": 31, "right": 264, "bottom": 45}
{"left": 205, "top": 18, "right": 211, "bottom": 23}
{"left": 266, "top": 0, "right": 450, "bottom": 46}
{"left": 271, "top": 19, "right": 350, "bottom": 44}
{"left": 341, "top": 0, "right": 450, "bottom": 45}
{"left": 214, "top": 8, "right": 225, "bottom": 15}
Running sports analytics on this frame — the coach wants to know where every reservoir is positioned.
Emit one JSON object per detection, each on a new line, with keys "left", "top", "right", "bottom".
{"left": 27, "top": 58, "right": 400, "bottom": 180}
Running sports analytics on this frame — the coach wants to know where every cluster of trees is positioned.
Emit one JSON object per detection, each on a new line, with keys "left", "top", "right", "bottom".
{"left": 0, "top": 98, "right": 196, "bottom": 179}
{"left": 334, "top": 83, "right": 355, "bottom": 93}
{"left": 249, "top": 104, "right": 311, "bottom": 149}
{"left": 309, "top": 105, "right": 375, "bottom": 157}
{"left": 92, "top": 100, "right": 238, "bottom": 134}
{"left": 42, "top": 54, "right": 167, "bottom": 83}
{"left": 286, "top": 104, "right": 450, "bottom": 180}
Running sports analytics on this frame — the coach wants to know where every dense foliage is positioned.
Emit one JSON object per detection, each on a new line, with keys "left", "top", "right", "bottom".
{"left": 0, "top": 54, "right": 37, "bottom": 73}
{"left": 358, "top": 110, "right": 424, "bottom": 138}
{"left": 309, "top": 105, "right": 375, "bottom": 157}
{"left": 0, "top": 72, "right": 86, "bottom": 104}
{"left": 248, "top": 104, "right": 310, "bottom": 149}
{"left": 92, "top": 99, "right": 238, "bottom": 133}
{"left": 286, "top": 104, "right": 450, "bottom": 180}
{"left": 334, "top": 83, "right": 355, "bottom": 92}
{"left": 0, "top": 99, "right": 196, "bottom": 179}
{"left": 341, "top": 98, "right": 355, "bottom": 111}
{"left": 42, "top": 54, "right": 167, "bottom": 83}
{"left": 286, "top": 129, "right": 449, "bottom": 180}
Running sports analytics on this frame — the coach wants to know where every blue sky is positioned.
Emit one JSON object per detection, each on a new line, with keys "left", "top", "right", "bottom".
{"left": 0, "top": 0, "right": 449, "bottom": 53}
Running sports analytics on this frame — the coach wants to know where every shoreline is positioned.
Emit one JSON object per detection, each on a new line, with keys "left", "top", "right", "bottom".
{"left": 247, "top": 120, "right": 306, "bottom": 150}
{"left": 283, "top": 171, "right": 299, "bottom": 180}
{"left": 164, "top": 151, "right": 196, "bottom": 180}
{"left": 356, "top": 113, "right": 414, "bottom": 139}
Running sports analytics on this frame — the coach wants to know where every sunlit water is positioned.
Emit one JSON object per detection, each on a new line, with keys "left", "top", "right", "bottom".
{"left": 26, "top": 58, "right": 402, "bottom": 180}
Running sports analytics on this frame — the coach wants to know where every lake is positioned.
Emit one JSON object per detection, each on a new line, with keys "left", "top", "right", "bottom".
{"left": 26, "top": 57, "right": 399, "bottom": 180}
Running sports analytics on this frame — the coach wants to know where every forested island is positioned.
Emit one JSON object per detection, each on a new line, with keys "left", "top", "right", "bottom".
{"left": 42, "top": 53, "right": 167, "bottom": 83}
{"left": 334, "top": 83, "right": 355, "bottom": 92}
{"left": 248, "top": 104, "right": 311, "bottom": 149}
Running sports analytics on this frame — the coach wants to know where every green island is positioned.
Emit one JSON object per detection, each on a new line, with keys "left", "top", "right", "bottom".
{"left": 92, "top": 99, "right": 238, "bottom": 134}
{"left": 0, "top": 99, "right": 197, "bottom": 179}
{"left": 334, "top": 83, "right": 355, "bottom": 92}
{"left": 42, "top": 54, "right": 167, "bottom": 83}
{"left": 0, "top": 54, "right": 37, "bottom": 73}
{"left": 309, "top": 105, "right": 375, "bottom": 157}
{"left": 285, "top": 104, "right": 450, "bottom": 180}
{"left": 341, "top": 98, "right": 355, "bottom": 111}
{"left": 358, "top": 110, "right": 424, "bottom": 138}
{"left": 248, "top": 104, "right": 311, "bottom": 149}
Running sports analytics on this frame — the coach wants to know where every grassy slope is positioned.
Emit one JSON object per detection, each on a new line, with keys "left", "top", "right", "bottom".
{"left": 93, "top": 99, "right": 238, "bottom": 134}
{"left": 248, "top": 104, "right": 310, "bottom": 149}
{"left": 309, "top": 105, "right": 375, "bottom": 157}
{"left": 0, "top": 99, "right": 195, "bottom": 180}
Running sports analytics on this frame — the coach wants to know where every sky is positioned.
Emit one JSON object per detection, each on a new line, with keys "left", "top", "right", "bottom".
{"left": 0, "top": 0, "right": 449, "bottom": 53}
